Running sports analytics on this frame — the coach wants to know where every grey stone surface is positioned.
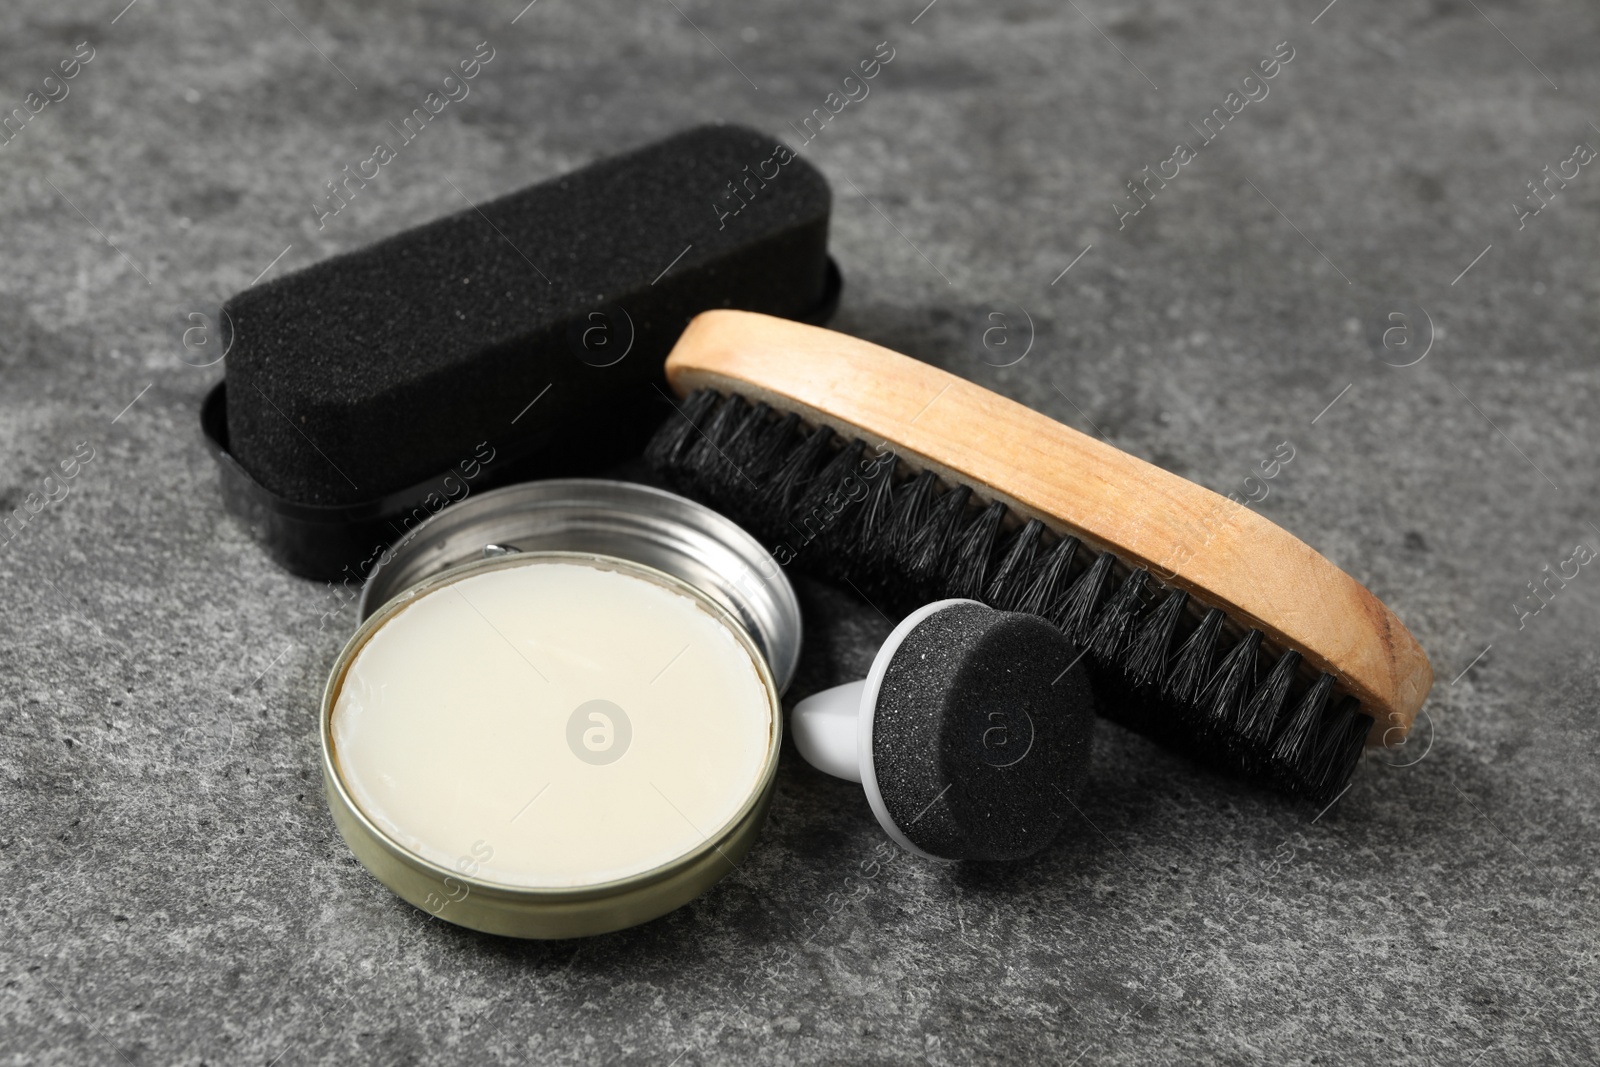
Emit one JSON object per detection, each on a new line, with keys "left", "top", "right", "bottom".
{"left": 2, "top": 0, "right": 1597, "bottom": 1063}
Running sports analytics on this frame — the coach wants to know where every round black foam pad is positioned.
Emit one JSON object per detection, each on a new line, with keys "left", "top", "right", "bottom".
{"left": 871, "top": 602, "right": 1095, "bottom": 861}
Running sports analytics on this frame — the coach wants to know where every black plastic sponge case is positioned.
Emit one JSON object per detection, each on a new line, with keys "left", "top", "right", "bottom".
{"left": 201, "top": 123, "right": 840, "bottom": 580}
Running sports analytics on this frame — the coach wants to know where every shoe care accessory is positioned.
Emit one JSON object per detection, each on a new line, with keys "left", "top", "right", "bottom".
{"left": 647, "top": 310, "right": 1435, "bottom": 803}
{"left": 201, "top": 125, "right": 840, "bottom": 579}
{"left": 791, "top": 599, "right": 1096, "bottom": 862}
{"left": 319, "top": 481, "right": 800, "bottom": 938}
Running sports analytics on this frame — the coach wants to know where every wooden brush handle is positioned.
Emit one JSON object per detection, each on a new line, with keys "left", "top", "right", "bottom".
{"left": 665, "top": 310, "right": 1433, "bottom": 745}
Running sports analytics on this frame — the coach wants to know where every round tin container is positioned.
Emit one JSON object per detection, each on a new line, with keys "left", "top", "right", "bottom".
{"left": 322, "top": 550, "right": 783, "bottom": 939}
{"left": 360, "top": 479, "right": 802, "bottom": 693}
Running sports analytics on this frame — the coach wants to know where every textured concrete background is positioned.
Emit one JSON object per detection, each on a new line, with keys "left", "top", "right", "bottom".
{"left": 2, "top": 0, "right": 1597, "bottom": 1063}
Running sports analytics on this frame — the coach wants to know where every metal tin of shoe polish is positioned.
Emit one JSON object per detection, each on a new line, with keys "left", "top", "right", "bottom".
{"left": 359, "top": 479, "right": 801, "bottom": 693}
{"left": 321, "top": 480, "right": 801, "bottom": 939}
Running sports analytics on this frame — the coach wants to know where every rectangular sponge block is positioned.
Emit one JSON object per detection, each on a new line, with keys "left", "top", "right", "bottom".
{"left": 220, "top": 123, "right": 833, "bottom": 508}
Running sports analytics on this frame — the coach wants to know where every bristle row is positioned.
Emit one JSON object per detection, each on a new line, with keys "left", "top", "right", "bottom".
{"left": 646, "top": 390, "right": 1373, "bottom": 802}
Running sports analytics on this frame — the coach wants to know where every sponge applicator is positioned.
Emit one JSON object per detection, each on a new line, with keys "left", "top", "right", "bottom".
{"left": 792, "top": 600, "right": 1097, "bottom": 861}
{"left": 203, "top": 123, "right": 839, "bottom": 579}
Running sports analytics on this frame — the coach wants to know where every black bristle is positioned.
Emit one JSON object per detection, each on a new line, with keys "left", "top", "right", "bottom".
{"left": 794, "top": 438, "right": 867, "bottom": 520}
{"left": 717, "top": 399, "right": 779, "bottom": 480}
{"left": 1269, "top": 672, "right": 1334, "bottom": 787}
{"left": 1099, "top": 583, "right": 1188, "bottom": 744}
{"left": 1012, "top": 535, "right": 1080, "bottom": 617}
{"left": 1123, "top": 589, "right": 1188, "bottom": 689}
{"left": 1233, "top": 649, "right": 1302, "bottom": 769}
{"left": 787, "top": 439, "right": 869, "bottom": 576}
{"left": 1050, "top": 551, "right": 1115, "bottom": 646}
{"left": 646, "top": 392, "right": 1380, "bottom": 801}
{"left": 682, "top": 393, "right": 755, "bottom": 500}
{"left": 1303, "top": 697, "right": 1372, "bottom": 803}
{"left": 746, "top": 410, "right": 804, "bottom": 483}
{"left": 944, "top": 501, "right": 1007, "bottom": 600}
{"left": 647, "top": 388, "right": 719, "bottom": 474}
{"left": 1200, "top": 629, "right": 1263, "bottom": 741}
{"left": 766, "top": 424, "right": 835, "bottom": 535}
{"left": 839, "top": 455, "right": 897, "bottom": 575}
{"left": 886, "top": 471, "right": 941, "bottom": 565}
{"left": 1163, "top": 607, "right": 1225, "bottom": 705}
{"left": 986, "top": 520, "right": 1046, "bottom": 608}
{"left": 901, "top": 485, "right": 970, "bottom": 603}
{"left": 1086, "top": 568, "right": 1152, "bottom": 662}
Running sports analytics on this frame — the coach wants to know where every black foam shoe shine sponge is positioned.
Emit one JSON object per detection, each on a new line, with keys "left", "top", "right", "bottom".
{"left": 202, "top": 123, "right": 839, "bottom": 579}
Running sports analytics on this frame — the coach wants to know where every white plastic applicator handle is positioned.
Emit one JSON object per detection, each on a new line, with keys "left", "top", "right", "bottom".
{"left": 790, "top": 599, "right": 980, "bottom": 789}
{"left": 791, "top": 680, "right": 867, "bottom": 782}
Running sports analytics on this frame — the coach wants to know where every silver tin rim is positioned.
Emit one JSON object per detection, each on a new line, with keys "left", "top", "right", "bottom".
{"left": 324, "top": 550, "right": 784, "bottom": 938}
{"left": 358, "top": 479, "right": 802, "bottom": 694}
